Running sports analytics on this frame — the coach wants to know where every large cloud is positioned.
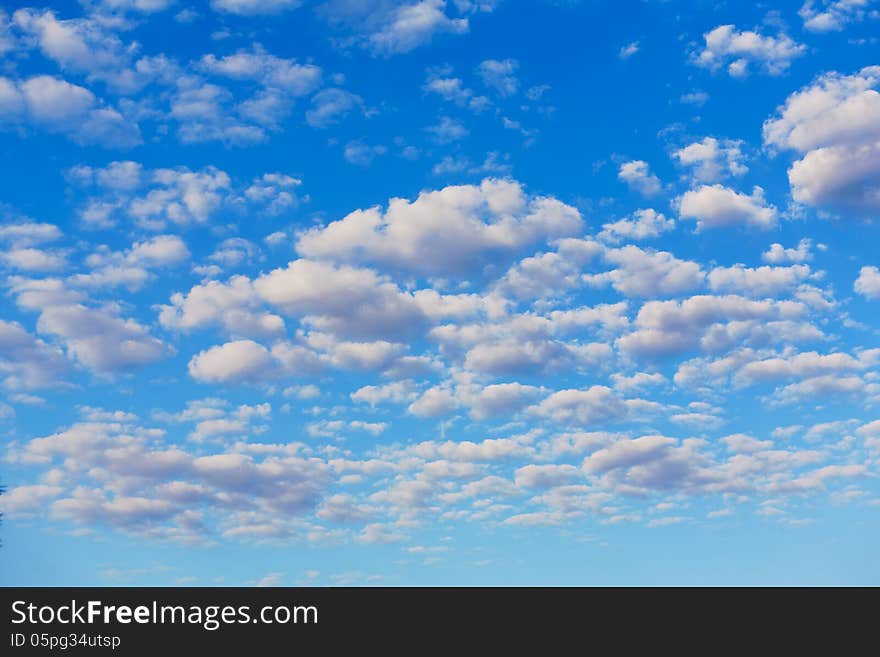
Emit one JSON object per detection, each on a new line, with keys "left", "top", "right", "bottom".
{"left": 763, "top": 66, "right": 880, "bottom": 214}
{"left": 296, "top": 178, "right": 582, "bottom": 277}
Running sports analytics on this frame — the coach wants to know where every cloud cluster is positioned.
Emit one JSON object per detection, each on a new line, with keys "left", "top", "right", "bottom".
{"left": 764, "top": 66, "right": 880, "bottom": 214}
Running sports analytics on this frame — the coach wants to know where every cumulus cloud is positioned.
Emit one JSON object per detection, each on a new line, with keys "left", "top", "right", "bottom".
{"left": 0, "top": 320, "right": 69, "bottom": 390}
{"left": 708, "top": 264, "right": 813, "bottom": 297}
{"left": 189, "top": 340, "right": 276, "bottom": 384}
{"left": 678, "top": 185, "right": 777, "bottom": 230}
{"left": 0, "top": 75, "right": 141, "bottom": 147}
{"left": 68, "top": 161, "right": 295, "bottom": 229}
{"left": 855, "top": 266, "right": 880, "bottom": 299}
{"left": 319, "top": 0, "right": 470, "bottom": 55}
{"left": 673, "top": 137, "right": 748, "bottom": 182}
{"left": 599, "top": 209, "right": 674, "bottom": 244}
{"left": 211, "top": 0, "right": 302, "bottom": 15}
{"left": 254, "top": 259, "right": 427, "bottom": 339}
{"left": 693, "top": 24, "right": 805, "bottom": 77}
{"left": 762, "top": 239, "right": 814, "bottom": 264}
{"left": 763, "top": 66, "right": 880, "bottom": 215}
{"left": 530, "top": 386, "right": 629, "bottom": 426}
{"left": 477, "top": 59, "right": 519, "bottom": 96}
{"left": 159, "top": 276, "right": 286, "bottom": 338}
{"left": 305, "top": 88, "right": 363, "bottom": 128}
{"left": 365, "top": 0, "right": 469, "bottom": 54}
{"left": 617, "top": 294, "right": 810, "bottom": 359}
{"left": 799, "top": 0, "right": 878, "bottom": 32}
{"left": 618, "top": 160, "right": 663, "bottom": 197}
{"left": 585, "top": 245, "right": 705, "bottom": 297}
{"left": 296, "top": 178, "right": 582, "bottom": 276}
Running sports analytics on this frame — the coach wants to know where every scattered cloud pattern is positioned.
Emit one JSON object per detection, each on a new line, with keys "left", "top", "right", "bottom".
{"left": 1, "top": 1, "right": 879, "bottom": 586}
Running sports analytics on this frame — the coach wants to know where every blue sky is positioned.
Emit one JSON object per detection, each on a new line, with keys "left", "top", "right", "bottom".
{"left": 1, "top": 0, "right": 879, "bottom": 586}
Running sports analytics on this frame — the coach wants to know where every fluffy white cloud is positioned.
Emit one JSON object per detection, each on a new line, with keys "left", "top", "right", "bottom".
{"left": 708, "top": 264, "right": 813, "bottom": 297}
{"left": 159, "top": 276, "right": 285, "bottom": 337}
{"left": 0, "top": 75, "right": 141, "bottom": 147}
{"left": 0, "top": 222, "right": 62, "bottom": 247}
{"left": 762, "top": 239, "right": 814, "bottom": 264}
{"left": 618, "top": 160, "right": 662, "bottom": 197}
{"left": 69, "top": 234, "right": 190, "bottom": 290}
{"left": 0, "top": 320, "right": 69, "bottom": 390}
{"left": 188, "top": 340, "right": 276, "bottom": 384}
{"left": 305, "top": 88, "right": 363, "bottom": 128}
{"left": 585, "top": 245, "right": 705, "bottom": 297}
{"left": 296, "top": 178, "right": 582, "bottom": 276}
{"left": 254, "top": 259, "right": 426, "bottom": 339}
{"left": 198, "top": 50, "right": 321, "bottom": 95}
{"left": 694, "top": 24, "right": 805, "bottom": 77}
{"left": 763, "top": 66, "right": 880, "bottom": 214}
{"left": 8, "top": 276, "right": 168, "bottom": 375}
{"left": 408, "top": 386, "right": 458, "bottom": 417}
{"left": 800, "top": 0, "right": 878, "bottom": 32}
{"left": 673, "top": 137, "right": 748, "bottom": 182}
{"left": 788, "top": 141, "right": 880, "bottom": 212}
{"left": 211, "top": 0, "right": 302, "bottom": 16}
{"left": 598, "top": 209, "right": 674, "bottom": 244}
{"left": 530, "top": 386, "right": 629, "bottom": 426}
{"left": 367, "top": 0, "right": 468, "bottom": 54}
{"left": 478, "top": 59, "right": 518, "bottom": 96}
{"left": 69, "top": 162, "right": 295, "bottom": 229}
{"left": 84, "top": 0, "right": 177, "bottom": 13}
{"left": 855, "top": 266, "right": 880, "bottom": 299}
{"left": 678, "top": 185, "right": 777, "bottom": 230}
{"left": 11, "top": 8, "right": 147, "bottom": 93}
{"left": 618, "top": 294, "right": 810, "bottom": 359}
{"left": 1, "top": 248, "right": 66, "bottom": 272}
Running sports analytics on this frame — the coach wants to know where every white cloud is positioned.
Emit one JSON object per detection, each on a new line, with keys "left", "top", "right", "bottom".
{"left": 618, "top": 294, "right": 810, "bottom": 359}
{"left": 367, "top": 0, "right": 468, "bottom": 54}
{"left": 708, "top": 264, "right": 813, "bottom": 297}
{"left": 254, "top": 259, "right": 426, "bottom": 340}
{"left": 12, "top": 8, "right": 145, "bottom": 93}
{"left": 69, "top": 162, "right": 294, "bottom": 229}
{"left": 800, "top": 0, "right": 878, "bottom": 32}
{"left": 762, "top": 239, "right": 814, "bottom": 264}
{"left": 0, "top": 222, "right": 62, "bottom": 248}
{"left": 0, "top": 320, "right": 69, "bottom": 391}
{"left": 426, "top": 115, "right": 468, "bottom": 143}
{"left": 678, "top": 184, "right": 777, "bottom": 230}
{"left": 673, "top": 137, "right": 748, "bottom": 182}
{"left": 531, "top": 386, "right": 629, "bottom": 426}
{"left": 599, "top": 209, "right": 674, "bottom": 244}
{"left": 188, "top": 340, "right": 276, "bottom": 384}
{"left": 619, "top": 41, "right": 639, "bottom": 59}
{"left": 763, "top": 66, "right": 880, "bottom": 214}
{"left": 477, "top": 58, "right": 518, "bottom": 96}
{"left": 423, "top": 75, "right": 472, "bottom": 105}
{"left": 694, "top": 24, "right": 805, "bottom": 77}
{"left": 788, "top": 140, "right": 880, "bottom": 213}
{"left": 86, "top": 0, "right": 178, "bottom": 13}
{"left": 2, "top": 248, "right": 66, "bottom": 272}
{"left": 211, "top": 0, "right": 302, "bottom": 16}
{"left": 855, "top": 266, "right": 880, "bottom": 299}
{"left": 344, "top": 140, "right": 387, "bottom": 166}
{"left": 0, "top": 75, "right": 141, "bottom": 148}
{"left": 198, "top": 49, "right": 321, "bottom": 95}
{"left": 408, "top": 386, "right": 458, "bottom": 417}
{"left": 618, "top": 160, "right": 663, "bottom": 197}
{"left": 297, "top": 178, "right": 581, "bottom": 276}
{"left": 585, "top": 245, "right": 705, "bottom": 298}
{"left": 305, "top": 88, "right": 363, "bottom": 128}
{"left": 159, "top": 276, "right": 285, "bottom": 338}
